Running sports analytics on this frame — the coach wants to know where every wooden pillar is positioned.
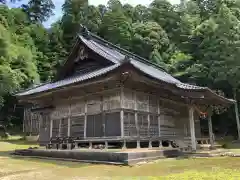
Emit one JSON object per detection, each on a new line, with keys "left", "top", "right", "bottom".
{"left": 120, "top": 111, "right": 124, "bottom": 137}
{"left": 120, "top": 87, "right": 124, "bottom": 137}
{"left": 159, "top": 140, "right": 162, "bottom": 148}
{"left": 147, "top": 95, "right": 150, "bottom": 137}
{"left": 235, "top": 103, "right": 240, "bottom": 140}
{"left": 105, "top": 141, "right": 108, "bottom": 149}
{"left": 157, "top": 100, "right": 161, "bottom": 137}
{"left": 208, "top": 114, "right": 214, "bottom": 148}
{"left": 134, "top": 91, "right": 139, "bottom": 138}
{"left": 84, "top": 99, "right": 87, "bottom": 139}
{"left": 30, "top": 112, "right": 33, "bottom": 136}
{"left": 234, "top": 91, "right": 240, "bottom": 140}
{"left": 122, "top": 139, "right": 126, "bottom": 149}
{"left": 58, "top": 118, "right": 62, "bottom": 137}
{"left": 50, "top": 119, "right": 53, "bottom": 138}
{"left": 67, "top": 103, "right": 71, "bottom": 137}
{"left": 189, "top": 106, "right": 197, "bottom": 151}
{"left": 101, "top": 96, "right": 105, "bottom": 137}
{"left": 23, "top": 108, "right": 26, "bottom": 133}
{"left": 38, "top": 113, "right": 41, "bottom": 134}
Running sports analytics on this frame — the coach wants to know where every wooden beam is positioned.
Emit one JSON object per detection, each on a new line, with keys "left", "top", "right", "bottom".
{"left": 189, "top": 106, "right": 197, "bottom": 151}
{"left": 123, "top": 87, "right": 188, "bottom": 108}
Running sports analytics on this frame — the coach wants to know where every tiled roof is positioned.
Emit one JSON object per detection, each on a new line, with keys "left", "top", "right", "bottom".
{"left": 16, "top": 64, "right": 120, "bottom": 96}
{"left": 80, "top": 35, "right": 182, "bottom": 84}
{"left": 15, "top": 29, "right": 235, "bottom": 104}
{"left": 79, "top": 34, "right": 206, "bottom": 90}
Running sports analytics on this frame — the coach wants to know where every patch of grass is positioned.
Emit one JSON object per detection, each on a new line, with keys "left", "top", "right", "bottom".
{"left": 0, "top": 135, "right": 23, "bottom": 141}
{"left": 0, "top": 140, "right": 240, "bottom": 179}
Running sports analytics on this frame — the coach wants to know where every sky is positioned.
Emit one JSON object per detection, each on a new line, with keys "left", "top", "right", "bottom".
{"left": 9, "top": 0, "right": 180, "bottom": 27}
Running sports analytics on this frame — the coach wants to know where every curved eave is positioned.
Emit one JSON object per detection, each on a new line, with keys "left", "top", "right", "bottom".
{"left": 204, "top": 88, "right": 235, "bottom": 105}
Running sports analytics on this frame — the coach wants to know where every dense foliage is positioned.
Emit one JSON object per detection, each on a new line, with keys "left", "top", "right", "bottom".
{"left": 0, "top": 0, "right": 240, "bottom": 136}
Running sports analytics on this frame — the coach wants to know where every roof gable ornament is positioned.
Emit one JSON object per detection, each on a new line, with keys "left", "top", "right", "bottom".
{"left": 77, "top": 45, "right": 88, "bottom": 61}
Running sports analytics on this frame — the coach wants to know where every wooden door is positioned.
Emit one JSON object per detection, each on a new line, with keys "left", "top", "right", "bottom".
{"left": 86, "top": 114, "right": 103, "bottom": 137}
{"left": 39, "top": 113, "right": 50, "bottom": 145}
{"left": 105, "top": 112, "right": 121, "bottom": 137}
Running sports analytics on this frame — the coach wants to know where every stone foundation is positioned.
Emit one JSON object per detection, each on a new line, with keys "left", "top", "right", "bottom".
{"left": 13, "top": 148, "right": 181, "bottom": 165}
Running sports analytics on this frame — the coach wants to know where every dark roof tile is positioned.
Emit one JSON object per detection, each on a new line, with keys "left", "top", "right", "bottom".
{"left": 16, "top": 64, "right": 120, "bottom": 96}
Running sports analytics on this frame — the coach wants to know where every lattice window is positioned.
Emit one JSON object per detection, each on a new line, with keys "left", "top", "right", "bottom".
{"left": 87, "top": 96, "right": 101, "bottom": 114}
{"left": 103, "top": 91, "right": 120, "bottom": 110}
{"left": 136, "top": 93, "right": 148, "bottom": 111}
{"left": 124, "top": 112, "right": 137, "bottom": 136}
{"left": 149, "top": 115, "right": 159, "bottom": 137}
{"left": 123, "top": 90, "right": 135, "bottom": 109}
{"left": 70, "top": 116, "right": 84, "bottom": 137}
{"left": 40, "top": 114, "right": 47, "bottom": 129}
{"left": 71, "top": 101, "right": 85, "bottom": 116}
{"left": 160, "top": 114, "right": 177, "bottom": 137}
{"left": 138, "top": 113, "right": 148, "bottom": 137}
{"left": 52, "top": 119, "right": 60, "bottom": 137}
{"left": 51, "top": 105, "right": 69, "bottom": 119}
{"left": 59, "top": 118, "right": 68, "bottom": 137}
{"left": 31, "top": 112, "right": 40, "bottom": 134}
{"left": 149, "top": 95, "right": 158, "bottom": 113}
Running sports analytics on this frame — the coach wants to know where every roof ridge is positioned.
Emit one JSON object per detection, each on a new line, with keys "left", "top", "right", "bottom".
{"left": 79, "top": 27, "right": 168, "bottom": 73}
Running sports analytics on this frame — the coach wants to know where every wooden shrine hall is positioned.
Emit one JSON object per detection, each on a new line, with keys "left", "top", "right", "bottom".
{"left": 15, "top": 27, "right": 235, "bottom": 151}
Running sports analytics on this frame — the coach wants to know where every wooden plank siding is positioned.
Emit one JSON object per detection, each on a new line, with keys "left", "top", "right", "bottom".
{"left": 23, "top": 87, "right": 202, "bottom": 144}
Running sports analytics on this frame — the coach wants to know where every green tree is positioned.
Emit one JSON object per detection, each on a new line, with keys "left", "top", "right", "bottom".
{"left": 61, "top": 0, "right": 88, "bottom": 52}
{"left": 99, "top": 7, "right": 132, "bottom": 49}
{"left": 131, "top": 21, "right": 170, "bottom": 69}
{"left": 22, "top": 0, "right": 55, "bottom": 23}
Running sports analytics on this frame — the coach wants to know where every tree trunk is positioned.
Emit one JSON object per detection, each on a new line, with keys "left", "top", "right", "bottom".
{"left": 233, "top": 89, "right": 240, "bottom": 140}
